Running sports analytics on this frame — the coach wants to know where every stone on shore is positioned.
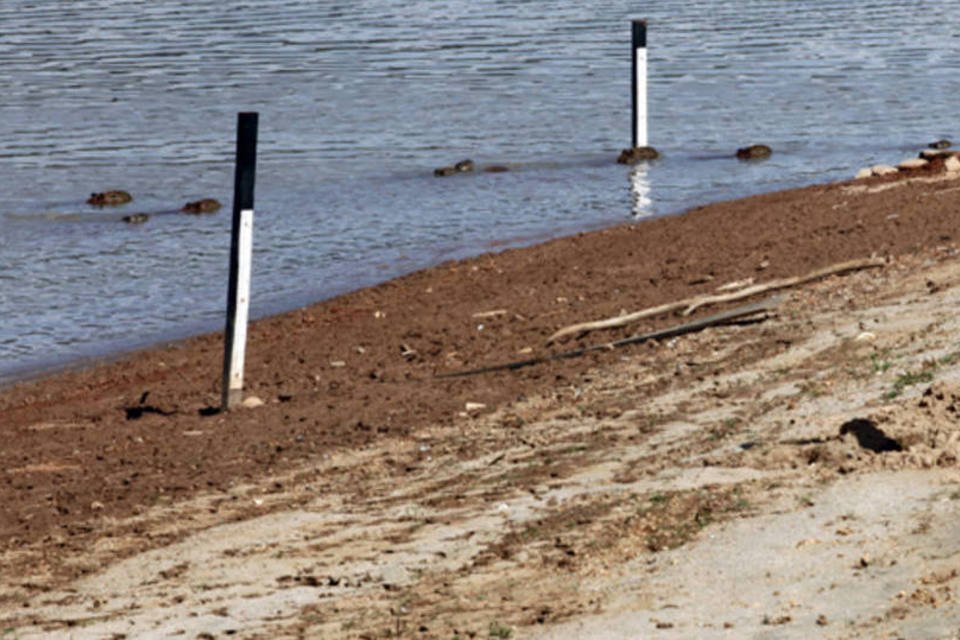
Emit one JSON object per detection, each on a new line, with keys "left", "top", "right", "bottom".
{"left": 897, "top": 158, "right": 929, "bottom": 171}
{"left": 617, "top": 146, "right": 660, "bottom": 164}
{"left": 87, "top": 190, "right": 133, "bottom": 206}
{"left": 869, "top": 164, "right": 899, "bottom": 177}
{"left": 919, "top": 148, "right": 956, "bottom": 160}
{"left": 241, "top": 396, "right": 265, "bottom": 409}
{"left": 946, "top": 156, "right": 960, "bottom": 173}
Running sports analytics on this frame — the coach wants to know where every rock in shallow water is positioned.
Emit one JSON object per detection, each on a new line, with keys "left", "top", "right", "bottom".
{"left": 735, "top": 144, "right": 772, "bottom": 160}
{"left": 181, "top": 198, "right": 222, "bottom": 214}
{"left": 122, "top": 213, "right": 149, "bottom": 224}
{"left": 87, "top": 190, "right": 133, "bottom": 206}
{"left": 616, "top": 146, "right": 660, "bottom": 164}
{"left": 434, "top": 158, "right": 475, "bottom": 176}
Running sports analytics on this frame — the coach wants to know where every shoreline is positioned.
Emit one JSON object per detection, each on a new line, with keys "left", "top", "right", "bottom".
{"left": 5, "top": 168, "right": 960, "bottom": 634}
{"left": 0, "top": 207, "right": 629, "bottom": 391}
{"left": 1, "top": 167, "right": 959, "bottom": 546}
{"left": 4, "top": 166, "right": 960, "bottom": 635}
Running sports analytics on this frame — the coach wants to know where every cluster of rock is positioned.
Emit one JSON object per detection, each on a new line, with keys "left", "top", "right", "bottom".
{"left": 86, "top": 190, "right": 222, "bottom": 224}
{"left": 434, "top": 159, "right": 510, "bottom": 176}
{"left": 855, "top": 139, "right": 959, "bottom": 179}
{"left": 616, "top": 143, "right": 773, "bottom": 165}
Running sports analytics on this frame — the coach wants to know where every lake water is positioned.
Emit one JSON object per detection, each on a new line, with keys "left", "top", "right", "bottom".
{"left": 1, "top": 0, "right": 958, "bottom": 383}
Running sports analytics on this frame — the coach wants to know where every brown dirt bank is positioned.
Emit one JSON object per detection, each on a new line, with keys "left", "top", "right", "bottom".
{"left": 1, "top": 171, "right": 959, "bottom": 571}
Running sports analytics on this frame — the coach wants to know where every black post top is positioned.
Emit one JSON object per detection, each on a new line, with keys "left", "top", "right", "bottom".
{"left": 632, "top": 20, "right": 647, "bottom": 48}
{"left": 233, "top": 112, "right": 259, "bottom": 211}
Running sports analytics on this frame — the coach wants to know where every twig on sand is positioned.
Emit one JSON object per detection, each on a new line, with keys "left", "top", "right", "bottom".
{"left": 437, "top": 296, "right": 781, "bottom": 378}
{"left": 547, "top": 257, "right": 885, "bottom": 344}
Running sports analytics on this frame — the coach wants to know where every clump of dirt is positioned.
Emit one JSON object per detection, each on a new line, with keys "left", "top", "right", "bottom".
{"left": 738, "top": 382, "right": 960, "bottom": 473}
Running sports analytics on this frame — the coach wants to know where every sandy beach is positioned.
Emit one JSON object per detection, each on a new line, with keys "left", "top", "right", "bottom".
{"left": 4, "top": 164, "right": 960, "bottom": 638}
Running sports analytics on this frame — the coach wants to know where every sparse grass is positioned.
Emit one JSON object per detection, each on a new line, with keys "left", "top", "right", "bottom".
{"left": 870, "top": 351, "right": 893, "bottom": 374}
{"left": 488, "top": 621, "right": 513, "bottom": 638}
{"left": 937, "top": 349, "right": 960, "bottom": 367}
{"left": 884, "top": 369, "right": 935, "bottom": 399}
{"left": 881, "top": 350, "right": 960, "bottom": 399}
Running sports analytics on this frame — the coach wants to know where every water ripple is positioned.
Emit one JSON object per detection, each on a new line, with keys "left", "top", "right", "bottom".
{"left": 1, "top": 0, "right": 959, "bottom": 376}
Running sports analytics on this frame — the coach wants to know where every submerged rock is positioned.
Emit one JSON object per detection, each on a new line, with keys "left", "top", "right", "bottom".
{"left": 483, "top": 165, "right": 510, "bottom": 173}
{"left": 434, "top": 159, "right": 475, "bottom": 177}
{"left": 735, "top": 144, "right": 772, "bottom": 160}
{"left": 122, "top": 213, "right": 149, "bottom": 224}
{"left": 87, "top": 190, "right": 133, "bottom": 206}
{"left": 616, "top": 146, "right": 660, "bottom": 164}
{"left": 181, "top": 198, "right": 222, "bottom": 214}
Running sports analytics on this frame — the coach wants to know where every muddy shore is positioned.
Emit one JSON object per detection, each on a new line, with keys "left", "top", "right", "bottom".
{"left": 4, "top": 168, "right": 960, "bottom": 637}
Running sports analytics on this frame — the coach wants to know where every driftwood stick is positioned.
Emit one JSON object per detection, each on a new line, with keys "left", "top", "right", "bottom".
{"left": 546, "top": 300, "right": 689, "bottom": 345}
{"left": 438, "top": 296, "right": 781, "bottom": 379}
{"left": 547, "top": 257, "right": 884, "bottom": 344}
{"left": 680, "top": 257, "right": 884, "bottom": 316}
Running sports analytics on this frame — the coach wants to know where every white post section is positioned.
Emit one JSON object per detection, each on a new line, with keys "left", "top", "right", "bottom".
{"left": 632, "top": 20, "right": 648, "bottom": 149}
{"left": 225, "top": 207, "right": 254, "bottom": 402}
{"left": 222, "top": 112, "right": 258, "bottom": 411}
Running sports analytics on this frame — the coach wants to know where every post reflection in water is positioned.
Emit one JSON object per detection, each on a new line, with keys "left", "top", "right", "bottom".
{"left": 629, "top": 164, "right": 653, "bottom": 218}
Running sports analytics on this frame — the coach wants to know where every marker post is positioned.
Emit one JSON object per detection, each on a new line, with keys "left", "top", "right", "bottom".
{"left": 632, "top": 19, "right": 648, "bottom": 149}
{"left": 222, "top": 112, "right": 258, "bottom": 411}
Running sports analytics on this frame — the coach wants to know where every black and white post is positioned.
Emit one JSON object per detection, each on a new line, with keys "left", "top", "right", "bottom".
{"left": 631, "top": 19, "right": 648, "bottom": 149}
{"left": 222, "top": 111, "right": 258, "bottom": 411}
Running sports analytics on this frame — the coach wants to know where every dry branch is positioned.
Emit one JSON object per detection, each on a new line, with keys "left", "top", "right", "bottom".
{"left": 547, "top": 257, "right": 884, "bottom": 344}
{"left": 438, "top": 296, "right": 781, "bottom": 378}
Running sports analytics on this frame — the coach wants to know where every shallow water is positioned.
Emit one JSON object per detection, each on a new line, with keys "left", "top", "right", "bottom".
{"left": 1, "top": 0, "right": 958, "bottom": 382}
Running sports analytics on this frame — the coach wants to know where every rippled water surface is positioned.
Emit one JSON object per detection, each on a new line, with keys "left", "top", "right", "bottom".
{"left": 2, "top": 0, "right": 959, "bottom": 381}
